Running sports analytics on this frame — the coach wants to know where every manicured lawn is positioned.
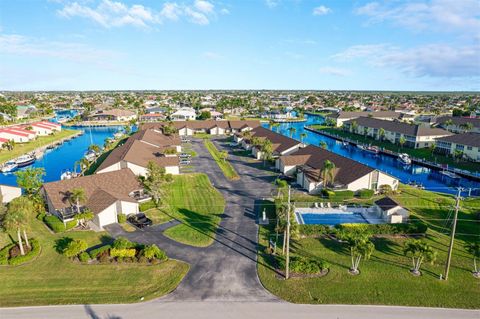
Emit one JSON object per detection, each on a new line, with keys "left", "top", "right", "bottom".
{"left": 0, "top": 217, "right": 189, "bottom": 307}
{"left": 0, "top": 129, "right": 79, "bottom": 164}
{"left": 204, "top": 140, "right": 240, "bottom": 180}
{"left": 309, "top": 125, "right": 480, "bottom": 172}
{"left": 149, "top": 174, "right": 225, "bottom": 247}
{"left": 258, "top": 185, "right": 480, "bottom": 308}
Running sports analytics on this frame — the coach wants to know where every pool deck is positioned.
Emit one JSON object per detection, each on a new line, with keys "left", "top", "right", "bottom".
{"left": 295, "top": 207, "right": 384, "bottom": 225}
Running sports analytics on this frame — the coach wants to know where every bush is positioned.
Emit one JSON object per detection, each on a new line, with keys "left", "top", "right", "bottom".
{"left": 378, "top": 184, "right": 393, "bottom": 195}
{"left": 8, "top": 239, "right": 41, "bottom": 266}
{"left": 118, "top": 214, "right": 127, "bottom": 224}
{"left": 110, "top": 248, "right": 136, "bottom": 258}
{"left": 336, "top": 221, "right": 428, "bottom": 235}
{"left": 356, "top": 188, "right": 374, "bottom": 199}
{"left": 62, "top": 239, "right": 88, "bottom": 258}
{"left": 0, "top": 243, "right": 15, "bottom": 265}
{"left": 65, "top": 220, "right": 78, "bottom": 230}
{"left": 98, "top": 251, "right": 110, "bottom": 263}
{"left": 333, "top": 190, "right": 355, "bottom": 201}
{"left": 36, "top": 212, "right": 46, "bottom": 221}
{"left": 139, "top": 200, "right": 156, "bottom": 211}
{"left": 44, "top": 215, "right": 65, "bottom": 233}
{"left": 298, "top": 224, "right": 333, "bottom": 237}
{"left": 89, "top": 244, "right": 111, "bottom": 259}
{"left": 142, "top": 244, "right": 167, "bottom": 261}
{"left": 321, "top": 189, "right": 335, "bottom": 199}
{"left": 112, "top": 237, "right": 135, "bottom": 249}
{"left": 281, "top": 256, "right": 330, "bottom": 274}
{"left": 78, "top": 251, "right": 90, "bottom": 263}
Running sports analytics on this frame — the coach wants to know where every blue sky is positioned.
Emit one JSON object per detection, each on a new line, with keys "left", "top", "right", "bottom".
{"left": 0, "top": 0, "right": 479, "bottom": 91}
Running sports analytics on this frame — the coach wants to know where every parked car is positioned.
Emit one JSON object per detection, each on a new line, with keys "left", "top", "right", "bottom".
{"left": 179, "top": 153, "right": 191, "bottom": 158}
{"left": 127, "top": 213, "right": 152, "bottom": 228}
{"left": 181, "top": 138, "right": 191, "bottom": 143}
{"left": 180, "top": 159, "right": 191, "bottom": 165}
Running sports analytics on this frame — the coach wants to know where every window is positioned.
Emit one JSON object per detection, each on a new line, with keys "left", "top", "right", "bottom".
{"left": 467, "top": 146, "right": 473, "bottom": 150}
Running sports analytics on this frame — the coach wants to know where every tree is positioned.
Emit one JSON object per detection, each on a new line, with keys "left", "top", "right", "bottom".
{"left": 69, "top": 188, "right": 86, "bottom": 213}
{"left": 260, "top": 140, "right": 273, "bottom": 166}
{"left": 319, "top": 141, "right": 328, "bottom": 149}
{"left": 124, "top": 125, "right": 131, "bottom": 135}
{"left": 287, "top": 127, "right": 296, "bottom": 138}
{"left": 350, "top": 121, "right": 358, "bottom": 133}
{"left": 75, "top": 210, "right": 94, "bottom": 228}
{"left": 300, "top": 132, "right": 307, "bottom": 143}
{"left": 15, "top": 167, "right": 45, "bottom": 197}
{"left": 403, "top": 239, "right": 437, "bottom": 276}
{"left": 143, "top": 161, "right": 173, "bottom": 204}
{"left": 88, "top": 144, "right": 100, "bottom": 154}
{"left": 443, "top": 119, "right": 454, "bottom": 127}
{"left": 2, "top": 207, "right": 26, "bottom": 255}
{"left": 321, "top": 160, "right": 336, "bottom": 188}
{"left": 461, "top": 122, "right": 474, "bottom": 132}
{"left": 429, "top": 143, "right": 437, "bottom": 154}
{"left": 163, "top": 122, "right": 177, "bottom": 135}
{"left": 142, "top": 244, "right": 166, "bottom": 260}
{"left": 3, "top": 139, "right": 15, "bottom": 151}
{"left": 219, "top": 150, "right": 228, "bottom": 163}
{"left": 272, "top": 122, "right": 281, "bottom": 132}
{"left": 339, "top": 231, "right": 375, "bottom": 275}
{"left": 465, "top": 241, "right": 480, "bottom": 277}
{"left": 63, "top": 239, "right": 88, "bottom": 258}
{"left": 7, "top": 197, "right": 35, "bottom": 249}
{"left": 398, "top": 136, "right": 406, "bottom": 149}
{"left": 378, "top": 128, "right": 385, "bottom": 141}
{"left": 454, "top": 149, "right": 464, "bottom": 161}
{"left": 198, "top": 111, "right": 211, "bottom": 120}
{"left": 276, "top": 179, "right": 288, "bottom": 198}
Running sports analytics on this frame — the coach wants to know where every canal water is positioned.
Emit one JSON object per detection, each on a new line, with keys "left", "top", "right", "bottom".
{"left": 0, "top": 125, "right": 122, "bottom": 186}
{"left": 263, "top": 114, "right": 480, "bottom": 196}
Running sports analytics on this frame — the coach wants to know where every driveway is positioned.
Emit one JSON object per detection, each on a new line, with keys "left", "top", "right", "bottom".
{"left": 106, "top": 137, "right": 278, "bottom": 301}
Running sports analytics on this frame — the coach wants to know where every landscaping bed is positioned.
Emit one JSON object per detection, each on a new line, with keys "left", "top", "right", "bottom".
{"left": 204, "top": 139, "right": 240, "bottom": 180}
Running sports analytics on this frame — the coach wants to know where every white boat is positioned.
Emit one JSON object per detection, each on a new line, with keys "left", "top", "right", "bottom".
{"left": 356, "top": 144, "right": 365, "bottom": 150}
{"left": 439, "top": 170, "right": 461, "bottom": 179}
{"left": 398, "top": 153, "right": 412, "bottom": 165}
{"left": 84, "top": 150, "right": 96, "bottom": 162}
{"left": 342, "top": 141, "right": 349, "bottom": 147}
{"left": 1, "top": 161, "right": 18, "bottom": 173}
{"left": 114, "top": 132, "right": 124, "bottom": 139}
{"left": 61, "top": 170, "right": 79, "bottom": 180}
{"left": 15, "top": 154, "right": 36, "bottom": 167}
{"left": 364, "top": 145, "right": 380, "bottom": 155}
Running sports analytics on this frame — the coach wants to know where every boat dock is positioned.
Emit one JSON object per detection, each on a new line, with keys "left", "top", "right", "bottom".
{"left": 304, "top": 126, "right": 480, "bottom": 182}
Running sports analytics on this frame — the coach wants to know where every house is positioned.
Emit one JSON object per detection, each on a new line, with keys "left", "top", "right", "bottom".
{"left": 326, "top": 111, "right": 406, "bottom": 127}
{"left": 27, "top": 123, "right": 55, "bottom": 136}
{"left": 374, "top": 197, "right": 408, "bottom": 223}
{"left": 435, "top": 132, "right": 480, "bottom": 162}
{"left": 132, "top": 129, "right": 182, "bottom": 152}
{"left": 142, "top": 120, "right": 260, "bottom": 136}
{"left": 139, "top": 113, "right": 166, "bottom": 122}
{"left": 16, "top": 105, "right": 37, "bottom": 119}
{"left": 8, "top": 127, "right": 36, "bottom": 140}
{"left": 343, "top": 117, "right": 452, "bottom": 149}
{"left": 42, "top": 169, "right": 148, "bottom": 229}
{"left": 90, "top": 109, "right": 137, "bottom": 122}
{"left": 171, "top": 107, "right": 196, "bottom": 121}
{"left": 0, "top": 129, "right": 32, "bottom": 143}
{"left": 276, "top": 145, "right": 399, "bottom": 194}
{"left": 236, "top": 126, "right": 303, "bottom": 159}
{"left": 0, "top": 184, "right": 22, "bottom": 203}
{"left": 228, "top": 120, "right": 260, "bottom": 134}
{"left": 436, "top": 116, "right": 480, "bottom": 134}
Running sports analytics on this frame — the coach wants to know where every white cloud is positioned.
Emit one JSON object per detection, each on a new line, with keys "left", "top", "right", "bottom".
{"left": 57, "top": 0, "right": 220, "bottom": 28}
{"left": 319, "top": 66, "right": 351, "bottom": 77}
{"left": 220, "top": 8, "right": 230, "bottom": 15}
{"left": 313, "top": 5, "right": 332, "bottom": 16}
{"left": 333, "top": 43, "right": 480, "bottom": 78}
{"left": 202, "top": 51, "right": 223, "bottom": 59}
{"left": 265, "top": 0, "right": 279, "bottom": 8}
{"left": 355, "top": 0, "right": 480, "bottom": 34}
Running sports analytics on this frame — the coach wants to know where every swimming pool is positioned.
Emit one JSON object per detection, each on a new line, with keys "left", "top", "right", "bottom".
{"left": 296, "top": 212, "right": 369, "bottom": 226}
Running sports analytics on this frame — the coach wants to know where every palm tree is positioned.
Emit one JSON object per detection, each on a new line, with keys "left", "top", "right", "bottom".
{"left": 268, "top": 120, "right": 275, "bottom": 130}
{"left": 319, "top": 141, "right": 327, "bottom": 150}
{"left": 70, "top": 187, "right": 86, "bottom": 213}
{"left": 403, "top": 239, "right": 437, "bottom": 276}
{"left": 220, "top": 150, "right": 228, "bottom": 163}
{"left": 399, "top": 136, "right": 406, "bottom": 149}
{"left": 88, "top": 144, "right": 100, "bottom": 154}
{"left": 287, "top": 127, "right": 296, "bottom": 138}
{"left": 429, "top": 143, "right": 437, "bottom": 154}
{"left": 300, "top": 132, "right": 307, "bottom": 143}
{"left": 461, "top": 122, "right": 474, "bottom": 132}
{"left": 340, "top": 231, "right": 374, "bottom": 275}
{"left": 7, "top": 197, "right": 35, "bottom": 249}
{"left": 321, "top": 160, "right": 336, "bottom": 188}
{"left": 260, "top": 140, "right": 273, "bottom": 166}
{"left": 350, "top": 121, "right": 358, "bottom": 133}
{"left": 378, "top": 128, "right": 385, "bottom": 141}
{"left": 272, "top": 122, "right": 281, "bottom": 133}
{"left": 465, "top": 241, "right": 480, "bottom": 277}
{"left": 79, "top": 158, "right": 90, "bottom": 172}
{"left": 2, "top": 209, "right": 26, "bottom": 255}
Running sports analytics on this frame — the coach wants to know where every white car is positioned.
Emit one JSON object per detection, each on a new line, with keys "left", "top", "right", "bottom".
{"left": 180, "top": 159, "right": 191, "bottom": 165}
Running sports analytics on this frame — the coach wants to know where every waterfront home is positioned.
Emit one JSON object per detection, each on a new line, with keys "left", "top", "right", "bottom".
{"left": 42, "top": 169, "right": 149, "bottom": 229}
{"left": 142, "top": 120, "right": 260, "bottom": 136}
{"left": 373, "top": 197, "right": 408, "bottom": 223}
{"left": 8, "top": 127, "right": 37, "bottom": 140}
{"left": 171, "top": 107, "right": 196, "bottom": 121}
{"left": 276, "top": 145, "right": 399, "bottom": 194}
{"left": 16, "top": 105, "right": 37, "bottom": 119}
{"left": 90, "top": 109, "right": 137, "bottom": 122}
{"left": 435, "top": 132, "right": 480, "bottom": 162}
{"left": 139, "top": 113, "right": 166, "bottom": 122}
{"left": 0, "top": 184, "right": 22, "bottom": 203}
{"left": 436, "top": 116, "right": 480, "bottom": 134}
{"left": 0, "top": 129, "right": 32, "bottom": 143}
{"left": 326, "top": 111, "right": 409, "bottom": 127}
{"left": 132, "top": 129, "right": 182, "bottom": 152}
{"left": 27, "top": 122, "right": 56, "bottom": 136}
{"left": 235, "top": 126, "right": 303, "bottom": 159}
{"left": 343, "top": 117, "right": 452, "bottom": 149}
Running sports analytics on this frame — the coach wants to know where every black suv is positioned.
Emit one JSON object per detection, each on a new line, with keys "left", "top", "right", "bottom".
{"left": 127, "top": 213, "right": 153, "bottom": 228}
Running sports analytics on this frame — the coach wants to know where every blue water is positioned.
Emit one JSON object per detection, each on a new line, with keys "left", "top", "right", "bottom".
{"left": 299, "top": 212, "right": 369, "bottom": 225}
{"left": 0, "top": 125, "right": 122, "bottom": 186}
{"left": 264, "top": 114, "right": 480, "bottom": 196}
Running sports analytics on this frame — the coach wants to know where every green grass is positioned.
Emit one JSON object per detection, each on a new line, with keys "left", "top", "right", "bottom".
{"left": 204, "top": 140, "right": 240, "bottom": 180}
{"left": 194, "top": 133, "right": 212, "bottom": 139}
{"left": 0, "top": 217, "right": 189, "bottom": 307}
{"left": 84, "top": 136, "right": 129, "bottom": 175}
{"left": 258, "top": 185, "right": 480, "bottom": 308}
{"left": 0, "top": 130, "right": 79, "bottom": 164}
{"left": 157, "top": 174, "right": 225, "bottom": 247}
{"left": 310, "top": 125, "right": 480, "bottom": 172}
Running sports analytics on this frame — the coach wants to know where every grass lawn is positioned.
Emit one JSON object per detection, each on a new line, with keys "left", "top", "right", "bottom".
{"left": 258, "top": 185, "right": 480, "bottom": 308}
{"left": 148, "top": 174, "right": 225, "bottom": 247}
{"left": 0, "top": 129, "right": 79, "bottom": 164}
{"left": 0, "top": 217, "right": 189, "bottom": 307}
{"left": 84, "top": 136, "right": 128, "bottom": 175}
{"left": 309, "top": 125, "right": 480, "bottom": 172}
{"left": 204, "top": 140, "right": 240, "bottom": 180}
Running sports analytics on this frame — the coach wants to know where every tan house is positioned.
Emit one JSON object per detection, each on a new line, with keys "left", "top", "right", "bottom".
{"left": 326, "top": 111, "right": 408, "bottom": 127}
{"left": 437, "top": 116, "right": 480, "bottom": 134}
{"left": 435, "top": 132, "right": 480, "bottom": 162}
{"left": 374, "top": 197, "right": 408, "bottom": 223}
{"left": 90, "top": 109, "right": 137, "bottom": 122}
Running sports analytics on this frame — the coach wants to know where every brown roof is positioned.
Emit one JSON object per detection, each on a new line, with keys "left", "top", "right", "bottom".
{"left": 436, "top": 132, "right": 480, "bottom": 148}
{"left": 43, "top": 169, "right": 141, "bottom": 214}
{"left": 132, "top": 129, "right": 181, "bottom": 147}
{"left": 247, "top": 127, "right": 302, "bottom": 154}
{"left": 92, "top": 108, "right": 136, "bottom": 117}
{"left": 332, "top": 111, "right": 402, "bottom": 120}
{"left": 280, "top": 145, "right": 376, "bottom": 185}
{"left": 345, "top": 117, "right": 452, "bottom": 137}
{"left": 437, "top": 116, "right": 480, "bottom": 128}
{"left": 375, "top": 197, "right": 401, "bottom": 211}
{"left": 141, "top": 120, "right": 260, "bottom": 131}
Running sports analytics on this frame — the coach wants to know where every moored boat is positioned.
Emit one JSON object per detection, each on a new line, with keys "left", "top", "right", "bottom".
{"left": 364, "top": 145, "right": 380, "bottom": 155}
{"left": 398, "top": 153, "right": 412, "bottom": 165}
{"left": 1, "top": 161, "right": 18, "bottom": 173}
{"left": 15, "top": 154, "right": 36, "bottom": 167}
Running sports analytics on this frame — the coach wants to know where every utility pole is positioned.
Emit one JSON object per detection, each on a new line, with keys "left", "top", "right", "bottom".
{"left": 285, "top": 185, "right": 291, "bottom": 280}
{"left": 444, "top": 187, "right": 462, "bottom": 281}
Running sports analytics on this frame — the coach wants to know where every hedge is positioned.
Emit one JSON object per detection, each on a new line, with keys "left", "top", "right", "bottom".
{"left": 139, "top": 200, "right": 156, "bottom": 211}
{"left": 44, "top": 215, "right": 65, "bottom": 233}
{"left": 88, "top": 244, "right": 111, "bottom": 259}
{"left": 336, "top": 221, "right": 428, "bottom": 235}
{"left": 298, "top": 224, "right": 333, "bottom": 237}
{"left": 0, "top": 243, "right": 15, "bottom": 265}
{"left": 79, "top": 251, "right": 90, "bottom": 262}
{"left": 118, "top": 214, "right": 127, "bottom": 224}
{"left": 110, "top": 248, "right": 136, "bottom": 258}
{"left": 65, "top": 220, "right": 78, "bottom": 230}
{"left": 8, "top": 239, "right": 41, "bottom": 266}
{"left": 356, "top": 188, "right": 374, "bottom": 199}
{"left": 279, "top": 256, "right": 330, "bottom": 274}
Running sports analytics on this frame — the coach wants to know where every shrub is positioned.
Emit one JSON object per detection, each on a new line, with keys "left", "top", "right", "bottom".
{"left": 139, "top": 200, "right": 156, "bottom": 211}
{"left": 78, "top": 251, "right": 90, "bottom": 263}
{"left": 44, "top": 215, "right": 65, "bottom": 233}
{"left": 281, "top": 256, "right": 330, "bottom": 274}
{"left": 336, "top": 221, "right": 428, "bottom": 235}
{"left": 112, "top": 237, "right": 135, "bottom": 249}
{"left": 98, "top": 251, "right": 110, "bottom": 263}
{"left": 333, "top": 190, "right": 355, "bottom": 201}
{"left": 118, "top": 214, "right": 127, "bottom": 224}
{"left": 298, "top": 224, "right": 333, "bottom": 237}
{"left": 65, "top": 220, "right": 78, "bottom": 230}
{"left": 142, "top": 244, "right": 167, "bottom": 261}
{"left": 356, "top": 188, "right": 374, "bottom": 199}
{"left": 62, "top": 239, "right": 88, "bottom": 258}
{"left": 321, "top": 189, "right": 335, "bottom": 199}
{"left": 110, "top": 248, "right": 136, "bottom": 258}
{"left": 8, "top": 239, "right": 41, "bottom": 266}
{"left": 89, "top": 244, "right": 111, "bottom": 259}
{"left": 0, "top": 243, "right": 15, "bottom": 265}
{"left": 378, "top": 184, "right": 393, "bottom": 195}
{"left": 36, "top": 212, "right": 46, "bottom": 221}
